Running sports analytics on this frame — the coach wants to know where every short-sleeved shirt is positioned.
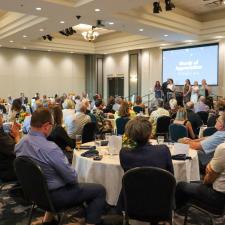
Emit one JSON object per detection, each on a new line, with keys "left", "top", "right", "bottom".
{"left": 210, "top": 143, "right": 225, "bottom": 193}
{"left": 200, "top": 131, "right": 225, "bottom": 154}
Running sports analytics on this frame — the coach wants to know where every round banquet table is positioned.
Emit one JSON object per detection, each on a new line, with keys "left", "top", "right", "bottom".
{"left": 72, "top": 141, "right": 200, "bottom": 205}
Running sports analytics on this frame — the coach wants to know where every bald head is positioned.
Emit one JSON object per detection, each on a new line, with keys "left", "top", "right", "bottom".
{"left": 186, "top": 101, "right": 194, "bottom": 110}
{"left": 199, "top": 96, "right": 206, "bottom": 103}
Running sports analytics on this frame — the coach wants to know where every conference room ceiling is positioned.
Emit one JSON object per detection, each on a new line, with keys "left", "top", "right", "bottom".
{"left": 0, "top": 0, "right": 225, "bottom": 54}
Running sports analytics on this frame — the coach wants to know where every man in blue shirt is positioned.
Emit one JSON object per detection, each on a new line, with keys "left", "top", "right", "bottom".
{"left": 15, "top": 108, "right": 106, "bottom": 225}
{"left": 179, "top": 113, "right": 225, "bottom": 171}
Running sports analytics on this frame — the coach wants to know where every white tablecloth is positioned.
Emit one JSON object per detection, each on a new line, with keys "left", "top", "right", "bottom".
{"left": 72, "top": 142, "right": 200, "bottom": 205}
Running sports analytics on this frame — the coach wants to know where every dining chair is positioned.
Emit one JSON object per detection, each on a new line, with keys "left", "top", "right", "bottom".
{"left": 122, "top": 167, "right": 176, "bottom": 225}
{"left": 169, "top": 123, "right": 188, "bottom": 142}
{"left": 14, "top": 156, "right": 82, "bottom": 225}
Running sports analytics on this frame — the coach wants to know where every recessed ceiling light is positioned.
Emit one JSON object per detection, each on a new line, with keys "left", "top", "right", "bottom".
{"left": 23, "top": 35, "right": 27, "bottom": 38}
{"left": 40, "top": 28, "right": 44, "bottom": 32}
{"left": 36, "top": 7, "right": 42, "bottom": 11}
{"left": 9, "top": 40, "right": 14, "bottom": 43}
{"left": 164, "top": 34, "right": 168, "bottom": 37}
{"left": 184, "top": 40, "right": 195, "bottom": 43}
{"left": 23, "top": 47, "right": 27, "bottom": 49}
{"left": 0, "top": 45, "right": 2, "bottom": 47}
{"left": 214, "top": 36, "right": 223, "bottom": 39}
{"left": 60, "top": 21, "right": 65, "bottom": 24}
{"left": 95, "top": 8, "right": 101, "bottom": 12}
{"left": 160, "top": 43, "right": 168, "bottom": 46}
{"left": 48, "top": 49, "right": 51, "bottom": 51}
{"left": 108, "top": 22, "right": 114, "bottom": 25}
{"left": 70, "top": 51, "right": 74, "bottom": 54}
{"left": 139, "top": 28, "right": 144, "bottom": 32}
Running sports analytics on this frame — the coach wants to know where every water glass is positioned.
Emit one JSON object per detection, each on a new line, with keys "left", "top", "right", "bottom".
{"left": 157, "top": 136, "right": 164, "bottom": 144}
{"left": 95, "top": 134, "right": 101, "bottom": 146}
{"left": 75, "top": 135, "right": 82, "bottom": 150}
{"left": 104, "top": 133, "right": 112, "bottom": 142}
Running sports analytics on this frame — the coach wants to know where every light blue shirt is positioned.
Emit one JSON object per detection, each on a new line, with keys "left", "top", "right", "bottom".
{"left": 15, "top": 130, "right": 77, "bottom": 190}
{"left": 201, "top": 131, "right": 225, "bottom": 154}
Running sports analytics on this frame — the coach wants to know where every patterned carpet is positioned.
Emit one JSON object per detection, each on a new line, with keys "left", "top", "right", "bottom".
{"left": 0, "top": 184, "right": 224, "bottom": 225}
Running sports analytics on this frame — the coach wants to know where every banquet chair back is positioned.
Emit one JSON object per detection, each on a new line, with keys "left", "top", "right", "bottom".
{"left": 14, "top": 156, "right": 56, "bottom": 224}
{"left": 122, "top": 167, "right": 175, "bottom": 225}
{"left": 14, "top": 156, "right": 80, "bottom": 225}
{"left": 156, "top": 115, "right": 171, "bottom": 139}
{"left": 116, "top": 117, "right": 130, "bottom": 135}
{"left": 183, "top": 199, "right": 225, "bottom": 225}
{"left": 82, "top": 122, "right": 97, "bottom": 143}
{"left": 197, "top": 111, "right": 209, "bottom": 125}
{"left": 133, "top": 106, "right": 144, "bottom": 114}
{"left": 203, "top": 127, "right": 217, "bottom": 137}
{"left": 169, "top": 124, "right": 188, "bottom": 142}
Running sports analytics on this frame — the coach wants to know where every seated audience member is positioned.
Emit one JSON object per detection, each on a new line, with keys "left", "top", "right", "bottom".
{"left": 173, "top": 107, "right": 195, "bottom": 139}
{"left": 113, "top": 97, "right": 122, "bottom": 112}
{"left": 65, "top": 103, "right": 91, "bottom": 139}
{"left": 207, "top": 100, "right": 225, "bottom": 127}
{"left": 133, "top": 96, "right": 145, "bottom": 112}
{"left": 169, "top": 98, "right": 178, "bottom": 119}
{"left": 180, "top": 113, "right": 225, "bottom": 168}
{"left": 19, "top": 92, "right": 28, "bottom": 105}
{"left": 115, "top": 101, "right": 130, "bottom": 135}
{"left": 149, "top": 98, "right": 170, "bottom": 137}
{"left": 194, "top": 96, "right": 209, "bottom": 113}
{"left": 0, "top": 98, "right": 7, "bottom": 114}
{"left": 93, "top": 99, "right": 112, "bottom": 134}
{"left": 74, "top": 95, "right": 81, "bottom": 111}
{"left": 22, "top": 101, "right": 43, "bottom": 134}
{"left": 120, "top": 117, "right": 174, "bottom": 173}
{"left": 186, "top": 101, "right": 203, "bottom": 136}
{"left": 175, "top": 142, "right": 225, "bottom": 213}
{"left": 15, "top": 108, "right": 106, "bottom": 225}
{"left": 62, "top": 99, "right": 75, "bottom": 123}
{"left": 8, "top": 99, "right": 22, "bottom": 122}
{"left": 0, "top": 114, "right": 20, "bottom": 181}
{"left": 104, "top": 96, "right": 115, "bottom": 114}
{"left": 118, "top": 117, "right": 174, "bottom": 211}
{"left": 48, "top": 106, "right": 75, "bottom": 163}
{"left": 41, "top": 94, "right": 49, "bottom": 107}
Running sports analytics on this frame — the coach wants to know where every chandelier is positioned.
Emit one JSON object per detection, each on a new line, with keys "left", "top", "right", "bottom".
{"left": 82, "top": 29, "right": 99, "bottom": 42}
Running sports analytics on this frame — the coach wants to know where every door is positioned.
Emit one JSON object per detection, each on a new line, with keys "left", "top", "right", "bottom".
{"left": 107, "top": 77, "right": 124, "bottom": 98}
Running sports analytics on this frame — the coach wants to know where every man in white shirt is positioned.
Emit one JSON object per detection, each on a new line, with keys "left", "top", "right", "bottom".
{"left": 149, "top": 99, "right": 169, "bottom": 137}
{"left": 64, "top": 103, "right": 91, "bottom": 139}
{"left": 175, "top": 142, "right": 225, "bottom": 213}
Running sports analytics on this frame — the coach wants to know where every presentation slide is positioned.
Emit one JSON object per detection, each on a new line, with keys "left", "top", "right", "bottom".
{"left": 162, "top": 44, "right": 218, "bottom": 85}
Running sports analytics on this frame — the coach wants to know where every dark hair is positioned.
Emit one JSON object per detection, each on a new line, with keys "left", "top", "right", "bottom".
{"left": 135, "top": 96, "right": 142, "bottom": 105}
{"left": 12, "top": 99, "right": 22, "bottom": 112}
{"left": 118, "top": 101, "right": 130, "bottom": 117}
{"left": 51, "top": 105, "right": 62, "bottom": 126}
{"left": 157, "top": 98, "right": 164, "bottom": 108}
{"left": 125, "top": 117, "right": 152, "bottom": 145}
{"left": 95, "top": 99, "right": 103, "bottom": 107}
{"left": 31, "top": 108, "right": 53, "bottom": 128}
{"left": 185, "top": 79, "right": 191, "bottom": 85}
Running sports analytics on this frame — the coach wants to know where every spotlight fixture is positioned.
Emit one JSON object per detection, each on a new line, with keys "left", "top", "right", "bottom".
{"left": 153, "top": 0, "right": 175, "bottom": 13}
{"left": 59, "top": 27, "right": 76, "bottom": 36}
{"left": 42, "top": 35, "right": 53, "bottom": 41}
{"left": 76, "top": 15, "right": 81, "bottom": 20}
{"left": 165, "top": 0, "right": 175, "bottom": 11}
{"left": 153, "top": 1, "right": 162, "bottom": 13}
{"left": 96, "top": 20, "right": 105, "bottom": 27}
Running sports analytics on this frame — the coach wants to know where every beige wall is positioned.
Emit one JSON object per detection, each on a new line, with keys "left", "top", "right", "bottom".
{"left": 0, "top": 48, "right": 85, "bottom": 99}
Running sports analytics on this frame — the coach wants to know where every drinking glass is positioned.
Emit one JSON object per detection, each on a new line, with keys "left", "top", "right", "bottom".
{"left": 76, "top": 135, "right": 82, "bottom": 150}
{"left": 157, "top": 136, "right": 164, "bottom": 144}
{"left": 104, "top": 133, "right": 111, "bottom": 142}
{"left": 95, "top": 134, "right": 101, "bottom": 146}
